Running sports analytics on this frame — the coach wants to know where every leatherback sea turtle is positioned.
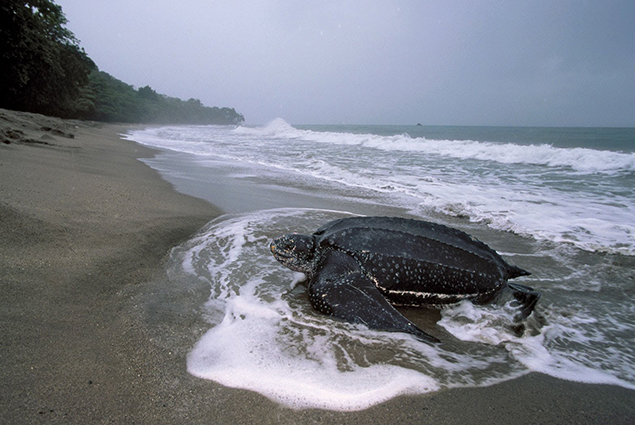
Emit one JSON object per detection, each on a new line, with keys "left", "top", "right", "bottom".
{"left": 270, "top": 216, "right": 540, "bottom": 343}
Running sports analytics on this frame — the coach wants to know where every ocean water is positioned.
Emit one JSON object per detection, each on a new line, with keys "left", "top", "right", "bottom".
{"left": 125, "top": 121, "right": 635, "bottom": 410}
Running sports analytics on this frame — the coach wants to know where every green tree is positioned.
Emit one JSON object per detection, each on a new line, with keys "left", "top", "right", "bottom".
{"left": 85, "top": 71, "right": 245, "bottom": 124}
{"left": 0, "top": 0, "right": 244, "bottom": 124}
{"left": 0, "top": 0, "right": 95, "bottom": 117}
{"left": 86, "top": 70, "right": 146, "bottom": 122}
{"left": 138, "top": 85, "right": 159, "bottom": 102}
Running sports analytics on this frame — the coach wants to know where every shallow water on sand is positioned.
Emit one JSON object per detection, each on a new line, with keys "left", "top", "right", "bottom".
{"left": 164, "top": 208, "right": 635, "bottom": 410}
{"left": 127, "top": 123, "right": 635, "bottom": 410}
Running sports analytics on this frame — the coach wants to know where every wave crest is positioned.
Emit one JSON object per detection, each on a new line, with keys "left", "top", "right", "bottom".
{"left": 236, "top": 121, "right": 635, "bottom": 174}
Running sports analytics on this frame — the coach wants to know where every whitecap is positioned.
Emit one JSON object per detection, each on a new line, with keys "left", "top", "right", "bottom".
{"left": 167, "top": 208, "right": 635, "bottom": 410}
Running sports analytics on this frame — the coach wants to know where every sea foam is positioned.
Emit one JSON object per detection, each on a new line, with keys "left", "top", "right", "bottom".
{"left": 125, "top": 122, "right": 635, "bottom": 409}
{"left": 168, "top": 208, "right": 635, "bottom": 411}
{"left": 127, "top": 121, "right": 635, "bottom": 255}
{"left": 235, "top": 119, "right": 635, "bottom": 174}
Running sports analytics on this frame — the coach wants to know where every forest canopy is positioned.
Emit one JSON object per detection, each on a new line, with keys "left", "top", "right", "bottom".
{"left": 86, "top": 71, "right": 244, "bottom": 124}
{"left": 0, "top": 0, "right": 244, "bottom": 124}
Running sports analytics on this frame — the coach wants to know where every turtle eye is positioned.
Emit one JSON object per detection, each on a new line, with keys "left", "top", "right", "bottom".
{"left": 271, "top": 236, "right": 289, "bottom": 255}
{"left": 292, "top": 235, "right": 315, "bottom": 258}
{"left": 272, "top": 235, "right": 314, "bottom": 257}
{"left": 271, "top": 234, "right": 314, "bottom": 273}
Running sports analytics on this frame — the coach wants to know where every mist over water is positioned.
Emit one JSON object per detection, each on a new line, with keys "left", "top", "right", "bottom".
{"left": 127, "top": 122, "right": 635, "bottom": 410}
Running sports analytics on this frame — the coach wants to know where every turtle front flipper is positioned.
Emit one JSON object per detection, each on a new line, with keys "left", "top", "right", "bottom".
{"left": 308, "top": 250, "right": 440, "bottom": 343}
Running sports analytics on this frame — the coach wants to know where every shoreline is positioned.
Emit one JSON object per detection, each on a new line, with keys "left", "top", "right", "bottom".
{"left": 1, "top": 109, "right": 634, "bottom": 423}
{"left": 0, "top": 109, "right": 221, "bottom": 422}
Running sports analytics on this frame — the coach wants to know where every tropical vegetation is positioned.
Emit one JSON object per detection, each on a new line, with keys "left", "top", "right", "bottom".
{"left": 0, "top": 0, "right": 244, "bottom": 124}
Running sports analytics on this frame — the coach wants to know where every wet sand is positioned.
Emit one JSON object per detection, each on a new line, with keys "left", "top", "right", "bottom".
{"left": 1, "top": 109, "right": 633, "bottom": 424}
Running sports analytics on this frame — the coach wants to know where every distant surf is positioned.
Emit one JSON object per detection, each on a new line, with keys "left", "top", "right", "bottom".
{"left": 128, "top": 120, "right": 635, "bottom": 255}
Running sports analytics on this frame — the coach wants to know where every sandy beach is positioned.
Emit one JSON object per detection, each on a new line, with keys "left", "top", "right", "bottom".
{"left": 1, "top": 109, "right": 634, "bottom": 424}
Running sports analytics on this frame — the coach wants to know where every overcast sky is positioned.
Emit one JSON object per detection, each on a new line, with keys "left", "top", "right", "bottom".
{"left": 57, "top": 0, "right": 634, "bottom": 126}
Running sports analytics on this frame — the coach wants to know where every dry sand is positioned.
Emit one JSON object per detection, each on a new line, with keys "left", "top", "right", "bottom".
{"left": 1, "top": 109, "right": 633, "bottom": 424}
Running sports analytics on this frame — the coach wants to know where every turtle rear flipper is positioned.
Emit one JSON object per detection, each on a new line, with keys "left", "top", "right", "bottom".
{"left": 308, "top": 250, "right": 440, "bottom": 343}
{"left": 508, "top": 282, "right": 541, "bottom": 321}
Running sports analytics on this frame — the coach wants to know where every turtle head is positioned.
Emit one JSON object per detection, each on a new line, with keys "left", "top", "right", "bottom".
{"left": 270, "top": 233, "right": 315, "bottom": 273}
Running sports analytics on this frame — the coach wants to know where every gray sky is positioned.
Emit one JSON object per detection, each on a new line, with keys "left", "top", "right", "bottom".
{"left": 57, "top": 0, "right": 634, "bottom": 126}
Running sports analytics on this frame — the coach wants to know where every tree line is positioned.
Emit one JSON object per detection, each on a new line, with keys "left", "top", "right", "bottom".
{"left": 0, "top": 0, "right": 244, "bottom": 125}
{"left": 86, "top": 71, "right": 244, "bottom": 124}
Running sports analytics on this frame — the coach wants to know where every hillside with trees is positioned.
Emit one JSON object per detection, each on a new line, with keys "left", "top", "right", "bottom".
{"left": 86, "top": 71, "right": 244, "bottom": 124}
{"left": 0, "top": 0, "right": 244, "bottom": 125}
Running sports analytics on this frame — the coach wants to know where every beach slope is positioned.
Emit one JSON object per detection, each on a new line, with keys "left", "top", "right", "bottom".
{"left": 1, "top": 109, "right": 633, "bottom": 424}
{"left": 0, "top": 109, "right": 220, "bottom": 422}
